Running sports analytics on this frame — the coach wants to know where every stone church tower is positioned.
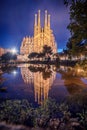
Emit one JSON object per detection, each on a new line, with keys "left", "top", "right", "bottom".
{"left": 20, "top": 10, "right": 57, "bottom": 55}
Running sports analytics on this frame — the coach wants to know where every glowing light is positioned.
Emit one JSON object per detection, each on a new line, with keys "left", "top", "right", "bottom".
{"left": 12, "top": 70, "right": 17, "bottom": 75}
{"left": 11, "top": 48, "right": 17, "bottom": 54}
{"left": 77, "top": 68, "right": 84, "bottom": 73}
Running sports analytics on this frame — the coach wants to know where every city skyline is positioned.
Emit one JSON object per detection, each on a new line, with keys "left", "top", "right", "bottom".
{"left": 0, "top": 0, "right": 70, "bottom": 52}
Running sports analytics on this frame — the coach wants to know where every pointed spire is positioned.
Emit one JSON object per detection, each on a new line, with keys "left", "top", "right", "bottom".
{"left": 35, "top": 14, "right": 37, "bottom": 26}
{"left": 48, "top": 14, "right": 50, "bottom": 28}
{"left": 45, "top": 10, "right": 47, "bottom": 27}
{"left": 38, "top": 10, "right": 41, "bottom": 26}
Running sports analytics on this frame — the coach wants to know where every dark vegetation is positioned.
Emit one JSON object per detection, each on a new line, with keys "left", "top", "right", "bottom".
{"left": 0, "top": 52, "right": 17, "bottom": 62}
{"left": 28, "top": 45, "right": 59, "bottom": 63}
{"left": 0, "top": 96, "right": 87, "bottom": 129}
{"left": 28, "top": 65, "right": 52, "bottom": 80}
{"left": 64, "top": 0, "right": 87, "bottom": 60}
{"left": 0, "top": 63, "right": 87, "bottom": 129}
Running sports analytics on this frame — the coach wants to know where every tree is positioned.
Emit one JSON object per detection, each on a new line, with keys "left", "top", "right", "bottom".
{"left": 43, "top": 45, "right": 53, "bottom": 61}
{"left": 28, "top": 46, "right": 53, "bottom": 61}
{"left": 43, "top": 45, "right": 53, "bottom": 55}
{"left": 37, "top": 52, "right": 45, "bottom": 60}
{"left": 28, "top": 52, "right": 38, "bottom": 59}
{"left": 65, "top": 0, "right": 87, "bottom": 57}
{"left": 1, "top": 52, "right": 17, "bottom": 62}
{"left": 53, "top": 53, "right": 60, "bottom": 62}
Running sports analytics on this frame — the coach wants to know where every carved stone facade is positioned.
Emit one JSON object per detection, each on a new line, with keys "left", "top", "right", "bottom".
{"left": 20, "top": 37, "right": 33, "bottom": 55}
{"left": 20, "top": 10, "right": 57, "bottom": 55}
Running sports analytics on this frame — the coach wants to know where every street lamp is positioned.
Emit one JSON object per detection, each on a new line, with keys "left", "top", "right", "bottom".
{"left": 11, "top": 48, "right": 17, "bottom": 54}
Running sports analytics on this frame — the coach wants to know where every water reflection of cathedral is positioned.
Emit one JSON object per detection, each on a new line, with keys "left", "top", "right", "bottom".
{"left": 21, "top": 67, "right": 34, "bottom": 85}
{"left": 21, "top": 65, "right": 56, "bottom": 104}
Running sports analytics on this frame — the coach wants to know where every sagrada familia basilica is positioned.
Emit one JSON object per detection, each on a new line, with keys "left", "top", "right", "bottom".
{"left": 20, "top": 10, "right": 57, "bottom": 56}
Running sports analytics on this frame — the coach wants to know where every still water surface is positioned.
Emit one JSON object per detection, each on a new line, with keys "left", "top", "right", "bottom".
{"left": 0, "top": 64, "right": 87, "bottom": 106}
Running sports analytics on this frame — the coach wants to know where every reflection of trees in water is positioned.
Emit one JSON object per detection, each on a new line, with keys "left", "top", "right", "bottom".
{"left": 28, "top": 65, "right": 52, "bottom": 80}
{"left": 21, "top": 65, "right": 56, "bottom": 104}
{"left": 0, "top": 66, "right": 18, "bottom": 92}
{"left": 1, "top": 66, "right": 18, "bottom": 74}
{"left": 0, "top": 66, "right": 18, "bottom": 86}
{"left": 28, "top": 65, "right": 45, "bottom": 72}
{"left": 59, "top": 66, "right": 87, "bottom": 95}
{"left": 42, "top": 68, "right": 52, "bottom": 80}
{"left": 75, "top": 65, "right": 87, "bottom": 78}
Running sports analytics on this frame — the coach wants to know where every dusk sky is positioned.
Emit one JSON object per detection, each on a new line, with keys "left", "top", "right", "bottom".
{"left": 0, "top": 0, "right": 70, "bottom": 52}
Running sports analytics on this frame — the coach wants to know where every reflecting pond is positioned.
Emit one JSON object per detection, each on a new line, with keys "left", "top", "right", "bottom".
{"left": 0, "top": 64, "right": 87, "bottom": 106}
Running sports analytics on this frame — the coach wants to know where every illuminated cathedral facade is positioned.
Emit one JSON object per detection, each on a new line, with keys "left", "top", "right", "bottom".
{"left": 20, "top": 10, "right": 57, "bottom": 55}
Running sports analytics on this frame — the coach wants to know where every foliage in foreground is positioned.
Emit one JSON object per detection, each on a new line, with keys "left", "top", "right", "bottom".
{"left": 0, "top": 96, "right": 87, "bottom": 129}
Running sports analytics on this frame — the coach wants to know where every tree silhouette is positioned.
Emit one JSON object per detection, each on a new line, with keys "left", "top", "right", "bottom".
{"left": 1, "top": 52, "right": 17, "bottom": 62}
{"left": 65, "top": 0, "right": 87, "bottom": 57}
{"left": 43, "top": 45, "right": 53, "bottom": 55}
{"left": 42, "top": 45, "right": 53, "bottom": 61}
{"left": 28, "top": 52, "right": 38, "bottom": 59}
